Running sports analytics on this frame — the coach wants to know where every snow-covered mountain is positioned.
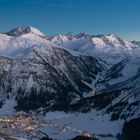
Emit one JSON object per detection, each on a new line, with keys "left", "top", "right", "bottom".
{"left": 0, "top": 26, "right": 49, "bottom": 57}
{"left": 0, "top": 26, "right": 140, "bottom": 139}
{"left": 6, "top": 26, "right": 46, "bottom": 37}
{"left": 50, "top": 32, "right": 139, "bottom": 65}
{"left": 0, "top": 26, "right": 139, "bottom": 110}
{"left": 0, "top": 27, "right": 105, "bottom": 111}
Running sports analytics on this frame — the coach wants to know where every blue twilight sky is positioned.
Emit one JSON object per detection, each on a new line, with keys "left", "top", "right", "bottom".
{"left": 0, "top": 0, "right": 140, "bottom": 40}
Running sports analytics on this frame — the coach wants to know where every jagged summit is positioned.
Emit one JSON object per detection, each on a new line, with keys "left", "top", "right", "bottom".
{"left": 107, "top": 33, "right": 119, "bottom": 37}
{"left": 75, "top": 32, "right": 89, "bottom": 38}
{"left": 5, "top": 26, "right": 45, "bottom": 36}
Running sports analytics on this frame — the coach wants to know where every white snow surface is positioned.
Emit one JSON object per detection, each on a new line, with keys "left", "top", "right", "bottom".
{"left": 0, "top": 99, "right": 16, "bottom": 116}
{"left": 108, "top": 57, "right": 140, "bottom": 85}
{"left": 11, "top": 137, "right": 28, "bottom": 140}
{"left": 41, "top": 110, "right": 124, "bottom": 140}
{"left": 26, "top": 74, "right": 34, "bottom": 92}
{"left": 29, "top": 26, "right": 46, "bottom": 36}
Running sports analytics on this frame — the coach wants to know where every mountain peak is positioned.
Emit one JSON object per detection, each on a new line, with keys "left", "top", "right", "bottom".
{"left": 75, "top": 32, "right": 89, "bottom": 38}
{"left": 107, "top": 33, "right": 119, "bottom": 38}
{"left": 6, "top": 26, "right": 45, "bottom": 36}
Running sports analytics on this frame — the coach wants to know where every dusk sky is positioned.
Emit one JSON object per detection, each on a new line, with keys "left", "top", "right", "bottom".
{"left": 0, "top": 0, "right": 140, "bottom": 40}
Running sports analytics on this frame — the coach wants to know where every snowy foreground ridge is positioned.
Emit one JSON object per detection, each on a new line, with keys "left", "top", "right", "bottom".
{"left": 0, "top": 26, "right": 140, "bottom": 140}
